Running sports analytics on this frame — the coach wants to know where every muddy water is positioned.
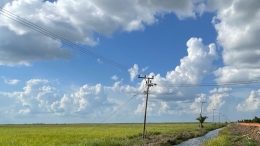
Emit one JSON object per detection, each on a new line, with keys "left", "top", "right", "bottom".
{"left": 174, "top": 127, "right": 224, "bottom": 146}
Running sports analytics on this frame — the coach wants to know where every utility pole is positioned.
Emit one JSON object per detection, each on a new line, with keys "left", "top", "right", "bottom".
{"left": 219, "top": 112, "right": 221, "bottom": 123}
{"left": 200, "top": 101, "right": 207, "bottom": 116}
{"left": 212, "top": 109, "right": 216, "bottom": 124}
{"left": 221, "top": 114, "right": 227, "bottom": 123}
{"left": 138, "top": 75, "right": 156, "bottom": 139}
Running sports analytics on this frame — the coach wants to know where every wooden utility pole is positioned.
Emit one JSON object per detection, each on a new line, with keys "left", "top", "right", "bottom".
{"left": 138, "top": 75, "right": 156, "bottom": 139}
{"left": 219, "top": 112, "right": 221, "bottom": 123}
{"left": 212, "top": 109, "right": 216, "bottom": 124}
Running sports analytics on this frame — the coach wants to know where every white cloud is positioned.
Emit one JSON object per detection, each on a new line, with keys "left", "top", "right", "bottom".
{"left": 0, "top": 27, "right": 71, "bottom": 66}
{"left": 209, "top": 87, "right": 232, "bottom": 94}
{"left": 0, "top": 0, "right": 204, "bottom": 66}
{"left": 190, "top": 94, "right": 207, "bottom": 114}
{"left": 0, "top": 78, "right": 140, "bottom": 121}
{"left": 237, "top": 89, "right": 260, "bottom": 112}
{"left": 128, "top": 64, "right": 139, "bottom": 82}
{"left": 135, "top": 99, "right": 190, "bottom": 116}
{"left": 131, "top": 37, "right": 218, "bottom": 117}
{"left": 214, "top": 67, "right": 260, "bottom": 83}
{"left": 111, "top": 75, "right": 118, "bottom": 81}
{"left": 148, "top": 38, "right": 218, "bottom": 101}
{"left": 141, "top": 66, "right": 149, "bottom": 72}
{"left": 1, "top": 76, "right": 20, "bottom": 85}
{"left": 0, "top": 79, "right": 54, "bottom": 118}
{"left": 19, "top": 108, "right": 30, "bottom": 114}
{"left": 206, "top": 93, "right": 228, "bottom": 112}
{"left": 209, "top": 0, "right": 260, "bottom": 82}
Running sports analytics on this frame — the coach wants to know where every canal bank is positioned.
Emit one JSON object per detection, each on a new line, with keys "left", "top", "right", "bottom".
{"left": 175, "top": 127, "right": 224, "bottom": 146}
{"left": 203, "top": 124, "right": 260, "bottom": 146}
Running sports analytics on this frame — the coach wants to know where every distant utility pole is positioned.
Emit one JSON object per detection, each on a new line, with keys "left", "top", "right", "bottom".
{"left": 219, "top": 112, "right": 221, "bottom": 123}
{"left": 200, "top": 101, "right": 207, "bottom": 116}
{"left": 223, "top": 115, "right": 227, "bottom": 123}
{"left": 212, "top": 109, "right": 216, "bottom": 124}
{"left": 138, "top": 75, "right": 156, "bottom": 139}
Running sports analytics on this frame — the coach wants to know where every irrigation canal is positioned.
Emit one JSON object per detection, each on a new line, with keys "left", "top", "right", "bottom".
{"left": 174, "top": 127, "right": 224, "bottom": 146}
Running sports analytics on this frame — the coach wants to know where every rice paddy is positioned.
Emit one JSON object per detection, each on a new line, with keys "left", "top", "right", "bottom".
{"left": 0, "top": 123, "right": 224, "bottom": 146}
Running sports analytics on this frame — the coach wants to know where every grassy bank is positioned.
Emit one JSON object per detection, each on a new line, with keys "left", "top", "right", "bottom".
{"left": 0, "top": 123, "right": 225, "bottom": 146}
{"left": 203, "top": 124, "right": 259, "bottom": 146}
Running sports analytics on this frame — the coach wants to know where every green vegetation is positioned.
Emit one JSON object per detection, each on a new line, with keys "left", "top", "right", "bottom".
{"left": 196, "top": 115, "right": 208, "bottom": 128}
{"left": 238, "top": 116, "right": 260, "bottom": 123}
{"left": 203, "top": 124, "right": 259, "bottom": 146}
{"left": 0, "top": 123, "right": 225, "bottom": 146}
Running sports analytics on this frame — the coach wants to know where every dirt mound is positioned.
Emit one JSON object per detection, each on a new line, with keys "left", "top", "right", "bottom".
{"left": 230, "top": 123, "right": 260, "bottom": 143}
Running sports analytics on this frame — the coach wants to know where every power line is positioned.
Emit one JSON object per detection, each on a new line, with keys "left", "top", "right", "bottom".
{"left": 99, "top": 89, "right": 145, "bottom": 124}
{"left": 0, "top": 7, "right": 129, "bottom": 70}
{"left": 2, "top": 7, "right": 260, "bottom": 84}
{"left": 158, "top": 80, "right": 260, "bottom": 87}
{"left": 88, "top": 87, "right": 146, "bottom": 133}
{"left": 1, "top": 8, "right": 260, "bottom": 86}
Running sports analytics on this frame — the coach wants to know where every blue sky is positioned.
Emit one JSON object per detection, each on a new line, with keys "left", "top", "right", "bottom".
{"left": 0, "top": 0, "right": 260, "bottom": 124}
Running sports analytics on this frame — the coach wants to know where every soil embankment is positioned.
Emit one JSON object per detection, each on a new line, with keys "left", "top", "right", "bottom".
{"left": 233, "top": 123, "right": 260, "bottom": 143}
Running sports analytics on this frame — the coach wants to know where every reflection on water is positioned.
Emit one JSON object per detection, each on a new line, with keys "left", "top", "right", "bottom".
{"left": 175, "top": 128, "right": 224, "bottom": 146}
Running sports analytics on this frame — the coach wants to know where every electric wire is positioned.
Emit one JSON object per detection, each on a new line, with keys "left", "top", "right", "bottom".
{"left": 99, "top": 88, "right": 145, "bottom": 124}
{"left": 158, "top": 80, "right": 260, "bottom": 87}
{"left": 0, "top": 7, "right": 129, "bottom": 70}
{"left": 87, "top": 87, "right": 146, "bottom": 133}
{"left": 1, "top": 8, "right": 260, "bottom": 87}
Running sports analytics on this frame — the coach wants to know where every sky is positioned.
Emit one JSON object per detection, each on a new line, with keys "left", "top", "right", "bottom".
{"left": 0, "top": 0, "right": 260, "bottom": 124}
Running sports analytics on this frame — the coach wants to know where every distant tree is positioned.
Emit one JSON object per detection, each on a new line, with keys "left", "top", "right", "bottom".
{"left": 196, "top": 115, "right": 208, "bottom": 128}
{"left": 253, "top": 116, "right": 260, "bottom": 123}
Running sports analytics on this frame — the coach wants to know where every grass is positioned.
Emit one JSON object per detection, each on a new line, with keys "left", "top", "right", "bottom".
{"left": 0, "top": 123, "right": 225, "bottom": 146}
{"left": 203, "top": 124, "right": 258, "bottom": 146}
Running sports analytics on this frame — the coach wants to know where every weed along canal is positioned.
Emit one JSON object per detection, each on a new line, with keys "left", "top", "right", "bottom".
{"left": 175, "top": 127, "right": 224, "bottom": 146}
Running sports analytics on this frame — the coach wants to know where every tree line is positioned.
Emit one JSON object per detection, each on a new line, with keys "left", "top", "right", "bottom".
{"left": 238, "top": 116, "right": 260, "bottom": 123}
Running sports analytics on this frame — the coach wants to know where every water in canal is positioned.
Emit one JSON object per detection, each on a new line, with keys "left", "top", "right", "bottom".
{"left": 175, "top": 127, "right": 224, "bottom": 146}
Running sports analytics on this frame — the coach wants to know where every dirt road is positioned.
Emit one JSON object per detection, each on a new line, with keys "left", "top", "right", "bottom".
{"left": 239, "top": 123, "right": 260, "bottom": 127}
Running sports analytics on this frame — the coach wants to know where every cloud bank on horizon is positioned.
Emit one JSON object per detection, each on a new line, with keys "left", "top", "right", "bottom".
{"left": 0, "top": 0, "right": 260, "bottom": 123}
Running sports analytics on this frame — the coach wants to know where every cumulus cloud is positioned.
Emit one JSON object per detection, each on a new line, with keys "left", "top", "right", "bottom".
{"left": 56, "top": 84, "right": 116, "bottom": 116}
{"left": 135, "top": 36, "right": 219, "bottom": 116}
{"left": 149, "top": 38, "right": 218, "bottom": 101}
{"left": 0, "top": 0, "right": 205, "bottom": 66}
{"left": 131, "top": 37, "right": 218, "bottom": 116}
{"left": 209, "top": 87, "right": 232, "bottom": 94}
{"left": 1, "top": 76, "right": 20, "bottom": 85}
{"left": 141, "top": 66, "right": 149, "bottom": 72}
{"left": 206, "top": 93, "right": 228, "bottom": 112}
{"left": 237, "top": 89, "right": 260, "bottom": 112}
{"left": 111, "top": 75, "right": 118, "bottom": 81}
{"left": 0, "top": 27, "right": 71, "bottom": 66}
{"left": 214, "top": 67, "right": 260, "bottom": 83}
{"left": 209, "top": 0, "right": 260, "bottom": 82}
{"left": 135, "top": 99, "right": 191, "bottom": 116}
{"left": 190, "top": 94, "right": 207, "bottom": 114}
{"left": 0, "top": 78, "right": 143, "bottom": 121}
{"left": 128, "top": 64, "right": 139, "bottom": 82}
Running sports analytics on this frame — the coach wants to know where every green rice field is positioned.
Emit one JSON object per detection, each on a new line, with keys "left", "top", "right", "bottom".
{"left": 0, "top": 123, "right": 225, "bottom": 146}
